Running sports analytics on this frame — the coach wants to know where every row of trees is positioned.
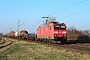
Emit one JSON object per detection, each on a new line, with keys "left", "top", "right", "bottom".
{"left": 67, "top": 26, "right": 90, "bottom": 40}
{"left": 0, "top": 33, "right": 3, "bottom": 38}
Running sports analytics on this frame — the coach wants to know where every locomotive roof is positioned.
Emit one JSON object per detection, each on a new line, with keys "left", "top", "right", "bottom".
{"left": 50, "top": 22, "right": 58, "bottom": 24}
{"left": 39, "top": 22, "right": 65, "bottom": 28}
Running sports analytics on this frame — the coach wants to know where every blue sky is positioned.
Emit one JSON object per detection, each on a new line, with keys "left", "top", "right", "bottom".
{"left": 0, "top": 0, "right": 90, "bottom": 34}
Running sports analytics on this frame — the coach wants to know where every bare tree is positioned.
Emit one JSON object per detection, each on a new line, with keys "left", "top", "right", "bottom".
{"left": 67, "top": 26, "right": 76, "bottom": 31}
{"left": 0, "top": 33, "right": 3, "bottom": 37}
{"left": 10, "top": 31, "right": 15, "bottom": 33}
{"left": 67, "top": 26, "right": 82, "bottom": 40}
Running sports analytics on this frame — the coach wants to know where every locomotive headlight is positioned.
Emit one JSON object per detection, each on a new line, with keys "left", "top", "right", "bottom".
{"left": 62, "top": 32, "right": 66, "bottom": 34}
{"left": 55, "top": 35, "right": 57, "bottom": 36}
{"left": 54, "top": 32, "right": 58, "bottom": 34}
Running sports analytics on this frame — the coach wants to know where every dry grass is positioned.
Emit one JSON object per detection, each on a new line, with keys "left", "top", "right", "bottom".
{"left": 0, "top": 38, "right": 90, "bottom": 60}
{"left": 0, "top": 38, "right": 2, "bottom": 41}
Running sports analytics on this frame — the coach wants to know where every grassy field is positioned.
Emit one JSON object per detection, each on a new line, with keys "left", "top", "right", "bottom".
{"left": 0, "top": 39, "right": 90, "bottom": 60}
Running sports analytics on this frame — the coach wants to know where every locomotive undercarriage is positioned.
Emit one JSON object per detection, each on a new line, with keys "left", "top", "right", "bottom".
{"left": 37, "top": 36, "right": 67, "bottom": 44}
{"left": 52, "top": 37, "right": 67, "bottom": 44}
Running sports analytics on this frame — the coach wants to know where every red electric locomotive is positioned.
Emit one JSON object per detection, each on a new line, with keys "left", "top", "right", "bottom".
{"left": 37, "top": 20, "right": 67, "bottom": 44}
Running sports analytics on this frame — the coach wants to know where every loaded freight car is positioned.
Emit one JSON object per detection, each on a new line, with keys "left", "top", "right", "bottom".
{"left": 37, "top": 20, "right": 67, "bottom": 44}
{"left": 7, "top": 32, "right": 15, "bottom": 38}
{"left": 23, "top": 33, "right": 36, "bottom": 40}
{"left": 15, "top": 32, "right": 18, "bottom": 39}
{"left": 7, "top": 30, "right": 28, "bottom": 39}
{"left": 17, "top": 30, "right": 28, "bottom": 39}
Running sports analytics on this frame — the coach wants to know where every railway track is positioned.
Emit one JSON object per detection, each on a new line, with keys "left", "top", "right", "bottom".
{"left": 59, "top": 44, "right": 90, "bottom": 54}
{"left": 37, "top": 40, "right": 90, "bottom": 54}
{"left": 7, "top": 38, "right": 90, "bottom": 55}
{"left": 0, "top": 38, "right": 13, "bottom": 49}
{"left": 29, "top": 39, "right": 90, "bottom": 54}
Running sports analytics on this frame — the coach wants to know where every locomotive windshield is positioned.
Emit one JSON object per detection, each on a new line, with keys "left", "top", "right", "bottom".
{"left": 54, "top": 25, "right": 66, "bottom": 30}
{"left": 54, "top": 26, "right": 59, "bottom": 30}
{"left": 60, "top": 26, "right": 66, "bottom": 29}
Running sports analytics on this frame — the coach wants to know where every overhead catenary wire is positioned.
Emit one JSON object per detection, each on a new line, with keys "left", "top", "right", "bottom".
{"left": 19, "top": 21, "right": 26, "bottom": 26}
{"left": 59, "top": 9, "right": 90, "bottom": 19}
{"left": 50, "top": 0, "right": 87, "bottom": 15}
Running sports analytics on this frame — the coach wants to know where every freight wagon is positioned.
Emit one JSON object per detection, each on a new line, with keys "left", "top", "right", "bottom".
{"left": 7, "top": 30, "right": 36, "bottom": 41}
{"left": 7, "top": 32, "right": 15, "bottom": 38}
{"left": 7, "top": 30, "right": 28, "bottom": 39}
{"left": 23, "top": 33, "right": 36, "bottom": 40}
{"left": 17, "top": 30, "right": 28, "bottom": 39}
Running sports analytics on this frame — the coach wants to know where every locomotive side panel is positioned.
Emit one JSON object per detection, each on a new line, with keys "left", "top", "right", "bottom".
{"left": 44, "top": 26, "right": 49, "bottom": 39}
{"left": 49, "top": 23, "right": 54, "bottom": 40}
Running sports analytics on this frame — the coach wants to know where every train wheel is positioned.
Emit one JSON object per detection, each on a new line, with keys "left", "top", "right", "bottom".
{"left": 33, "top": 38, "right": 35, "bottom": 41}
{"left": 26, "top": 38, "right": 28, "bottom": 40}
{"left": 46, "top": 39, "right": 49, "bottom": 43}
{"left": 36, "top": 38, "right": 39, "bottom": 41}
{"left": 45, "top": 39, "right": 48, "bottom": 43}
{"left": 61, "top": 39, "right": 67, "bottom": 45}
{"left": 48, "top": 39, "right": 51, "bottom": 43}
{"left": 41, "top": 39, "right": 43, "bottom": 42}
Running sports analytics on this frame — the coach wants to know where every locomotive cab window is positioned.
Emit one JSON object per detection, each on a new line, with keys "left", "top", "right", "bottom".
{"left": 54, "top": 25, "right": 59, "bottom": 30}
{"left": 60, "top": 26, "right": 66, "bottom": 29}
{"left": 54, "top": 25, "right": 66, "bottom": 30}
